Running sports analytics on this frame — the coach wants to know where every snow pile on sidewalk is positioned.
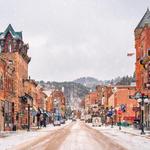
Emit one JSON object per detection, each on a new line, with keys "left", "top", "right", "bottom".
{"left": 87, "top": 123, "right": 150, "bottom": 150}
{"left": 0, "top": 121, "right": 71, "bottom": 150}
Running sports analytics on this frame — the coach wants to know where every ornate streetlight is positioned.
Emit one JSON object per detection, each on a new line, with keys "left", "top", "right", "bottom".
{"left": 130, "top": 92, "right": 149, "bottom": 134}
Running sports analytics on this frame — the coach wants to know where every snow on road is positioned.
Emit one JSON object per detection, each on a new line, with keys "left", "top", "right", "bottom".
{"left": 59, "top": 121, "right": 125, "bottom": 150}
{"left": 1, "top": 121, "right": 150, "bottom": 150}
{"left": 88, "top": 124, "right": 150, "bottom": 150}
{"left": 59, "top": 121, "right": 103, "bottom": 150}
{"left": 0, "top": 121, "right": 71, "bottom": 150}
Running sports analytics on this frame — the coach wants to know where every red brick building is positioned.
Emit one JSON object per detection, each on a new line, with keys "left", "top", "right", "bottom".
{"left": 50, "top": 90, "right": 66, "bottom": 117}
{"left": 108, "top": 86, "right": 138, "bottom": 124}
{"left": 0, "top": 24, "right": 30, "bottom": 130}
{"left": 0, "top": 56, "right": 15, "bottom": 131}
{"left": 135, "top": 8, "right": 150, "bottom": 91}
{"left": 134, "top": 9, "right": 150, "bottom": 129}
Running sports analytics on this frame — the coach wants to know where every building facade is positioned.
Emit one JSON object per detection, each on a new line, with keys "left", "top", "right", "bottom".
{"left": 135, "top": 9, "right": 150, "bottom": 129}
{"left": 108, "top": 86, "right": 138, "bottom": 124}
{"left": 0, "top": 24, "right": 30, "bottom": 130}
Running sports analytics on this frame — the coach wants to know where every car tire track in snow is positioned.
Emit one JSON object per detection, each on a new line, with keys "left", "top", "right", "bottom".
{"left": 11, "top": 122, "right": 74, "bottom": 150}
{"left": 11, "top": 121, "right": 127, "bottom": 150}
{"left": 83, "top": 122, "right": 127, "bottom": 150}
{"left": 59, "top": 121, "right": 127, "bottom": 150}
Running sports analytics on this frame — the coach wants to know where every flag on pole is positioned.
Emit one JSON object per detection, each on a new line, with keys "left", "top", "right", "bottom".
{"left": 127, "top": 52, "right": 135, "bottom": 56}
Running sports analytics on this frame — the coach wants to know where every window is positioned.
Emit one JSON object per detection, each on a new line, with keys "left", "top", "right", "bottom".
{"left": 8, "top": 43, "right": 12, "bottom": 52}
{"left": 0, "top": 74, "right": 3, "bottom": 90}
{"left": 148, "top": 48, "right": 150, "bottom": 56}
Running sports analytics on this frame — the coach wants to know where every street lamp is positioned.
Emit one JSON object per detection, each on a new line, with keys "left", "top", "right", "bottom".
{"left": 25, "top": 104, "right": 32, "bottom": 131}
{"left": 133, "top": 92, "right": 149, "bottom": 135}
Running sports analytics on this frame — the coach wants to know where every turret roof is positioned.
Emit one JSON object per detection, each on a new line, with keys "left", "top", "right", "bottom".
{"left": 0, "top": 24, "right": 22, "bottom": 40}
{"left": 135, "top": 8, "right": 150, "bottom": 30}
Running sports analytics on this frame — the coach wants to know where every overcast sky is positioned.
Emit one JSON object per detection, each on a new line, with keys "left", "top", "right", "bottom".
{"left": 0, "top": 0, "right": 149, "bottom": 81}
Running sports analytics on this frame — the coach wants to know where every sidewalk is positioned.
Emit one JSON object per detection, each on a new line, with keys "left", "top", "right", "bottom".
{"left": 119, "top": 126, "right": 150, "bottom": 138}
{"left": 87, "top": 123, "right": 150, "bottom": 138}
{"left": 0, "top": 125, "right": 50, "bottom": 138}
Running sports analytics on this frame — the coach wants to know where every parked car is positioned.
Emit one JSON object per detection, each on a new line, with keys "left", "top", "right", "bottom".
{"left": 85, "top": 114, "right": 92, "bottom": 123}
{"left": 53, "top": 120, "right": 61, "bottom": 126}
{"left": 80, "top": 114, "right": 85, "bottom": 121}
{"left": 60, "top": 119, "right": 65, "bottom": 124}
{"left": 92, "top": 117, "right": 102, "bottom": 127}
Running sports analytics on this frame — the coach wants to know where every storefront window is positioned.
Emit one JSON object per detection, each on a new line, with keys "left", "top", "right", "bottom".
{"left": 4, "top": 101, "right": 13, "bottom": 128}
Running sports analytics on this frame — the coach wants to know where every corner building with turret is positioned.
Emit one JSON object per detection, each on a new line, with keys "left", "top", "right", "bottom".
{"left": 0, "top": 24, "right": 30, "bottom": 130}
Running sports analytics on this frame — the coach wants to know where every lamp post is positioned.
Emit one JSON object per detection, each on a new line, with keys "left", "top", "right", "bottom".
{"left": 27, "top": 104, "right": 30, "bottom": 131}
{"left": 136, "top": 93, "right": 149, "bottom": 135}
{"left": 131, "top": 92, "right": 149, "bottom": 135}
{"left": 118, "top": 109, "right": 122, "bottom": 130}
{"left": 25, "top": 104, "right": 31, "bottom": 131}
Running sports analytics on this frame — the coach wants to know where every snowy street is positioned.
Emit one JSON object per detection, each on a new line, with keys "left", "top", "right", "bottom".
{"left": 87, "top": 124, "right": 150, "bottom": 150}
{"left": 0, "top": 121, "right": 71, "bottom": 150}
{"left": 2, "top": 120, "right": 150, "bottom": 150}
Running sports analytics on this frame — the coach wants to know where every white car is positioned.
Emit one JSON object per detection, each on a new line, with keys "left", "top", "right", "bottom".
{"left": 53, "top": 120, "right": 61, "bottom": 126}
{"left": 92, "top": 117, "right": 102, "bottom": 127}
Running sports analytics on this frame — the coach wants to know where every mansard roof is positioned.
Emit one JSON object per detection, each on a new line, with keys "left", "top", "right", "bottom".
{"left": 0, "top": 24, "right": 22, "bottom": 40}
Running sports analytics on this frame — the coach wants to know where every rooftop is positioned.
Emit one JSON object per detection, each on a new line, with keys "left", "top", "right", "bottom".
{"left": 0, "top": 24, "right": 22, "bottom": 40}
{"left": 135, "top": 8, "right": 150, "bottom": 30}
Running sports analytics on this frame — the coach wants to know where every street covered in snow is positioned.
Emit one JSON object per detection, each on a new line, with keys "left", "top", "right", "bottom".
{"left": 1, "top": 120, "right": 150, "bottom": 150}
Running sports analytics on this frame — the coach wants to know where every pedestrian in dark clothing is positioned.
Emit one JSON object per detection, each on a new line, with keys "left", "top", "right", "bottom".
{"left": 43, "top": 113, "right": 47, "bottom": 127}
{"left": 36, "top": 112, "right": 41, "bottom": 129}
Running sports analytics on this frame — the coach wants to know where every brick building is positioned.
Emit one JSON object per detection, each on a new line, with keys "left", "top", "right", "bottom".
{"left": 0, "top": 55, "right": 15, "bottom": 131}
{"left": 84, "top": 91, "right": 100, "bottom": 115}
{"left": 0, "top": 24, "right": 30, "bottom": 130}
{"left": 135, "top": 9, "right": 150, "bottom": 129}
{"left": 135, "top": 8, "right": 150, "bottom": 91}
{"left": 108, "top": 86, "right": 138, "bottom": 124}
{"left": 50, "top": 90, "right": 66, "bottom": 117}
{"left": 21, "top": 79, "right": 38, "bottom": 127}
{"left": 96, "top": 85, "right": 113, "bottom": 107}
{"left": 36, "top": 86, "right": 48, "bottom": 111}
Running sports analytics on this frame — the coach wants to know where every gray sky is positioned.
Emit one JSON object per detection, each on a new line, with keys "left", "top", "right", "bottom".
{"left": 0, "top": 0, "right": 149, "bottom": 81}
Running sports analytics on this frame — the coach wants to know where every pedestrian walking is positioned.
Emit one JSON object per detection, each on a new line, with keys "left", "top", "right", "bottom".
{"left": 36, "top": 112, "right": 41, "bottom": 129}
